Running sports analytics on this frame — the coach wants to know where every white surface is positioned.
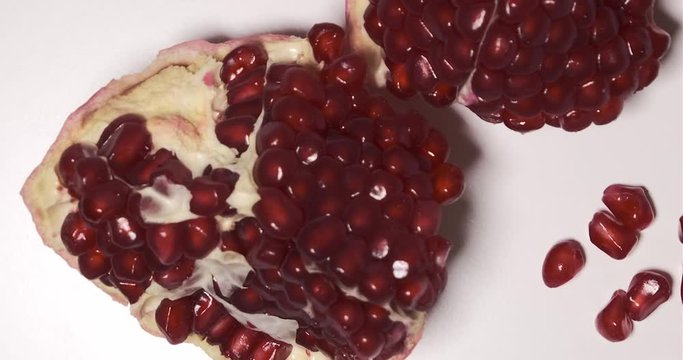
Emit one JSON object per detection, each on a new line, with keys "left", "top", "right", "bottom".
{"left": 0, "top": 1, "right": 681, "bottom": 359}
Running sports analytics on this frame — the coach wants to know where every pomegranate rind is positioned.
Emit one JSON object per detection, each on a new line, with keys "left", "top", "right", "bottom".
{"left": 21, "top": 34, "right": 427, "bottom": 360}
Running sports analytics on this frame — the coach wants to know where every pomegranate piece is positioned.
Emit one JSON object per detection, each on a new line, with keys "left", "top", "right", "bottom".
{"left": 602, "top": 184, "right": 655, "bottom": 231}
{"left": 24, "top": 30, "right": 464, "bottom": 360}
{"left": 542, "top": 239, "right": 586, "bottom": 288}
{"left": 351, "top": 0, "right": 671, "bottom": 131}
{"left": 588, "top": 210, "right": 639, "bottom": 259}
{"left": 625, "top": 270, "right": 672, "bottom": 321}
{"left": 595, "top": 290, "right": 633, "bottom": 342}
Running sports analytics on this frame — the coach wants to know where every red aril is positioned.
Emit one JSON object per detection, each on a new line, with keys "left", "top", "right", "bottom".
{"left": 602, "top": 184, "right": 655, "bottom": 231}
{"left": 595, "top": 290, "right": 633, "bottom": 342}
{"left": 542, "top": 239, "right": 586, "bottom": 288}
{"left": 625, "top": 270, "right": 672, "bottom": 321}
{"left": 588, "top": 210, "right": 639, "bottom": 259}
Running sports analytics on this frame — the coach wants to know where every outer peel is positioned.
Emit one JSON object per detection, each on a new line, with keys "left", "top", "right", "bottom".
{"left": 22, "top": 34, "right": 425, "bottom": 360}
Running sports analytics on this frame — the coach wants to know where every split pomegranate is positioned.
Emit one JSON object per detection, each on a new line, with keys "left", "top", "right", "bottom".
{"left": 595, "top": 289, "right": 634, "bottom": 342}
{"left": 625, "top": 270, "right": 672, "bottom": 321}
{"left": 602, "top": 184, "right": 655, "bottom": 231}
{"left": 347, "top": 0, "right": 671, "bottom": 131}
{"left": 22, "top": 24, "right": 463, "bottom": 360}
{"left": 542, "top": 239, "right": 586, "bottom": 288}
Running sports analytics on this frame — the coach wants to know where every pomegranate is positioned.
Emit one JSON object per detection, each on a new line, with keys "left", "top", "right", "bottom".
{"left": 22, "top": 25, "right": 463, "bottom": 360}
{"left": 347, "top": 0, "right": 671, "bottom": 132}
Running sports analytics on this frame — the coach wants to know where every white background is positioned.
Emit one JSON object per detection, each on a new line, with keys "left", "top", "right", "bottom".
{"left": 0, "top": 1, "right": 681, "bottom": 359}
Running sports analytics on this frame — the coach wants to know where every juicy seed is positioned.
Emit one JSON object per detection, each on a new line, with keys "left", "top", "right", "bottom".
{"left": 60, "top": 212, "right": 97, "bottom": 256}
{"left": 308, "top": 23, "right": 346, "bottom": 63}
{"left": 542, "top": 239, "right": 586, "bottom": 288}
{"left": 155, "top": 297, "right": 195, "bottom": 344}
{"left": 595, "top": 290, "right": 633, "bottom": 342}
{"left": 220, "top": 44, "right": 268, "bottom": 84}
{"left": 625, "top": 270, "right": 672, "bottom": 321}
{"left": 79, "top": 180, "right": 130, "bottom": 224}
{"left": 602, "top": 184, "right": 655, "bottom": 231}
{"left": 98, "top": 120, "right": 152, "bottom": 175}
{"left": 215, "top": 115, "right": 256, "bottom": 155}
{"left": 588, "top": 210, "right": 639, "bottom": 260}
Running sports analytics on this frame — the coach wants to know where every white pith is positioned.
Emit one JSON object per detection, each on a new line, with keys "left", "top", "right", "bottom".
{"left": 22, "top": 34, "right": 426, "bottom": 360}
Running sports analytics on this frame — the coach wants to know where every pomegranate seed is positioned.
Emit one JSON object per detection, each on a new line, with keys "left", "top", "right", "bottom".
{"left": 60, "top": 212, "right": 97, "bottom": 256}
{"left": 329, "top": 239, "right": 369, "bottom": 286}
{"left": 626, "top": 270, "right": 672, "bottom": 321}
{"left": 126, "top": 149, "right": 173, "bottom": 185}
{"left": 281, "top": 67, "right": 326, "bottom": 106}
{"left": 602, "top": 184, "right": 655, "bottom": 231}
{"left": 111, "top": 250, "right": 151, "bottom": 283}
{"left": 395, "top": 274, "right": 430, "bottom": 310}
{"left": 234, "top": 217, "right": 263, "bottom": 252}
{"left": 426, "top": 235, "right": 451, "bottom": 270}
{"left": 230, "top": 286, "right": 265, "bottom": 313}
{"left": 220, "top": 44, "right": 268, "bottom": 84}
{"left": 326, "top": 136, "right": 362, "bottom": 165}
{"left": 596, "top": 290, "right": 633, "bottom": 342}
{"left": 271, "top": 96, "right": 325, "bottom": 133}
{"left": 417, "top": 129, "right": 449, "bottom": 169}
{"left": 304, "top": 273, "right": 339, "bottom": 310}
{"left": 189, "top": 177, "right": 233, "bottom": 216}
{"left": 296, "top": 216, "right": 345, "bottom": 262}
{"left": 70, "top": 156, "right": 112, "bottom": 196}
{"left": 192, "top": 291, "right": 228, "bottom": 335}
{"left": 542, "top": 240, "right": 586, "bottom": 288}
{"left": 253, "top": 187, "right": 304, "bottom": 240}
{"left": 155, "top": 297, "right": 195, "bottom": 344}
{"left": 98, "top": 120, "right": 152, "bottom": 175}
{"left": 78, "top": 248, "right": 111, "bottom": 279}
{"left": 431, "top": 163, "right": 464, "bottom": 204}
{"left": 254, "top": 148, "right": 300, "bottom": 187}
{"left": 147, "top": 223, "right": 185, "bottom": 265}
{"left": 411, "top": 200, "right": 442, "bottom": 235}
{"left": 206, "top": 315, "right": 239, "bottom": 345}
{"left": 153, "top": 257, "right": 195, "bottom": 290}
{"left": 322, "top": 54, "right": 367, "bottom": 91}
{"left": 79, "top": 180, "right": 130, "bottom": 224}
{"left": 215, "top": 115, "right": 256, "bottom": 155}
{"left": 110, "top": 276, "right": 150, "bottom": 304}
{"left": 589, "top": 210, "right": 639, "bottom": 260}
{"left": 105, "top": 215, "right": 145, "bottom": 249}
{"left": 251, "top": 338, "right": 292, "bottom": 360}
{"left": 96, "top": 114, "right": 146, "bottom": 147}
{"left": 280, "top": 250, "right": 308, "bottom": 282}
{"left": 184, "top": 217, "right": 220, "bottom": 259}
{"left": 248, "top": 237, "right": 288, "bottom": 270}
{"left": 57, "top": 143, "right": 98, "bottom": 190}
{"left": 328, "top": 297, "right": 365, "bottom": 333}
{"left": 255, "top": 122, "right": 296, "bottom": 155}
{"left": 352, "top": 326, "right": 385, "bottom": 359}
{"left": 227, "top": 67, "right": 266, "bottom": 106}
{"left": 359, "top": 262, "right": 396, "bottom": 303}
{"left": 322, "top": 84, "right": 353, "bottom": 128}
{"left": 343, "top": 196, "right": 381, "bottom": 236}
{"left": 221, "top": 326, "right": 261, "bottom": 360}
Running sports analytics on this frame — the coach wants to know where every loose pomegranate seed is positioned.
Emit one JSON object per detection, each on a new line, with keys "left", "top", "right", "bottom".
{"left": 60, "top": 212, "right": 97, "bottom": 256}
{"left": 542, "top": 240, "right": 586, "bottom": 288}
{"left": 625, "top": 270, "right": 672, "bottom": 321}
{"left": 602, "top": 184, "right": 655, "bottom": 231}
{"left": 155, "top": 297, "right": 195, "bottom": 344}
{"left": 589, "top": 210, "right": 639, "bottom": 259}
{"left": 596, "top": 290, "right": 633, "bottom": 342}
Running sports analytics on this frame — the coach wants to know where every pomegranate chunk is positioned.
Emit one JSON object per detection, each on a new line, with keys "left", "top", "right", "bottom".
{"left": 625, "top": 270, "right": 672, "bottom": 321}
{"left": 595, "top": 290, "right": 633, "bottom": 342}
{"left": 542, "top": 239, "right": 586, "bottom": 288}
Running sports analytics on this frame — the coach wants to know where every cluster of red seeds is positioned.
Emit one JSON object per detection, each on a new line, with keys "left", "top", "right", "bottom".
{"left": 200, "top": 24, "right": 465, "bottom": 359}
{"left": 541, "top": 184, "right": 673, "bottom": 342}
{"left": 363, "top": 0, "right": 670, "bottom": 131}
{"left": 57, "top": 114, "right": 239, "bottom": 303}
{"left": 155, "top": 290, "right": 290, "bottom": 359}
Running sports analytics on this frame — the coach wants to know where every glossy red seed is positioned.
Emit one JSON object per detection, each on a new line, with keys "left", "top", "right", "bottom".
{"left": 192, "top": 291, "right": 228, "bottom": 336}
{"left": 147, "top": 223, "right": 185, "bottom": 266}
{"left": 220, "top": 44, "right": 268, "bottom": 84}
{"left": 60, "top": 212, "right": 97, "bottom": 256}
{"left": 230, "top": 287, "right": 265, "bottom": 313}
{"left": 322, "top": 84, "right": 353, "bottom": 128}
{"left": 96, "top": 114, "right": 146, "bottom": 148}
{"left": 248, "top": 237, "right": 288, "bottom": 270}
{"left": 297, "top": 216, "right": 345, "bottom": 261}
{"left": 626, "top": 270, "right": 672, "bottom": 321}
{"left": 377, "top": 0, "right": 406, "bottom": 29}
{"left": 602, "top": 184, "right": 655, "bottom": 231}
{"left": 227, "top": 67, "right": 266, "bottom": 105}
{"left": 271, "top": 96, "right": 325, "bottom": 133}
{"left": 253, "top": 148, "right": 299, "bottom": 187}
{"left": 326, "top": 136, "right": 361, "bottom": 165}
{"left": 251, "top": 338, "right": 292, "bottom": 360}
{"left": 426, "top": 235, "right": 451, "bottom": 270}
{"left": 281, "top": 67, "right": 326, "bottom": 105}
{"left": 329, "top": 297, "right": 365, "bottom": 333}
{"left": 593, "top": 97, "right": 624, "bottom": 125}
{"left": 471, "top": 67, "right": 504, "bottom": 101}
{"left": 215, "top": 116, "right": 256, "bottom": 155}
{"left": 78, "top": 248, "right": 111, "bottom": 279}
{"left": 155, "top": 297, "right": 194, "bottom": 344}
{"left": 395, "top": 274, "right": 430, "bottom": 309}
{"left": 79, "top": 180, "right": 130, "bottom": 224}
{"left": 329, "top": 239, "right": 369, "bottom": 286}
{"left": 308, "top": 23, "right": 346, "bottom": 63}
{"left": 255, "top": 122, "right": 296, "bottom": 155}
{"left": 589, "top": 211, "right": 639, "bottom": 260}
{"left": 70, "top": 157, "right": 112, "bottom": 196}
{"left": 417, "top": 129, "right": 449, "bottom": 169}
{"left": 480, "top": 23, "right": 518, "bottom": 70}
{"left": 126, "top": 149, "right": 174, "bottom": 186}
{"left": 221, "top": 326, "right": 261, "bottom": 360}
{"left": 517, "top": 8, "right": 551, "bottom": 46}
{"left": 111, "top": 250, "right": 151, "bottom": 283}
{"left": 542, "top": 240, "right": 586, "bottom": 288}
{"left": 253, "top": 187, "right": 304, "bottom": 240}
{"left": 206, "top": 315, "right": 239, "bottom": 345}
{"left": 98, "top": 121, "right": 152, "bottom": 175}
{"left": 57, "top": 143, "right": 98, "bottom": 190}
{"left": 359, "top": 262, "right": 396, "bottom": 303}
{"left": 111, "top": 277, "right": 150, "bottom": 304}
{"left": 153, "top": 257, "right": 195, "bottom": 290}
{"left": 280, "top": 250, "right": 308, "bottom": 282}
{"left": 596, "top": 290, "right": 633, "bottom": 342}
{"left": 322, "top": 54, "right": 367, "bottom": 91}
{"left": 184, "top": 217, "right": 220, "bottom": 259}
{"left": 431, "top": 163, "right": 464, "bottom": 204}
{"left": 352, "top": 326, "right": 386, "bottom": 359}
{"left": 189, "top": 177, "right": 232, "bottom": 217}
